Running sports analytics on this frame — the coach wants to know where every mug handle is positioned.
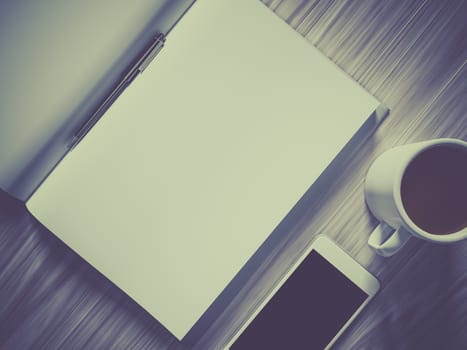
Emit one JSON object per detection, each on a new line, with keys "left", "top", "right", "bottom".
{"left": 368, "top": 222, "right": 412, "bottom": 257}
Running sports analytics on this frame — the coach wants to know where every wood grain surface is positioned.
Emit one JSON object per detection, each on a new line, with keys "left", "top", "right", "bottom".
{"left": 1, "top": 1, "right": 466, "bottom": 349}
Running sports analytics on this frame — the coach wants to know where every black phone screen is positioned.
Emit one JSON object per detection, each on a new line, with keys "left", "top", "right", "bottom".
{"left": 230, "top": 250, "right": 369, "bottom": 350}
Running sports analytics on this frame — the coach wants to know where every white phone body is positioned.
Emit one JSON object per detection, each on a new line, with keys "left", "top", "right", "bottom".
{"left": 225, "top": 235, "right": 380, "bottom": 350}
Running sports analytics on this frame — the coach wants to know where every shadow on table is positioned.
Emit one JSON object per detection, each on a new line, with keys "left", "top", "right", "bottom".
{"left": 340, "top": 239, "right": 467, "bottom": 350}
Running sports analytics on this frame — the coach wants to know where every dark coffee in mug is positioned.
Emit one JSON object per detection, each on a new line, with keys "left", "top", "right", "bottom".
{"left": 401, "top": 144, "right": 467, "bottom": 235}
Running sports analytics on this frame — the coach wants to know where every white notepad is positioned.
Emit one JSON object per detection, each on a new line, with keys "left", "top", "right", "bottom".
{"left": 27, "top": 0, "right": 381, "bottom": 340}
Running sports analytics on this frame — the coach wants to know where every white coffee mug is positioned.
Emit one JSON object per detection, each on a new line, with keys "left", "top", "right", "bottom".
{"left": 364, "top": 138, "right": 467, "bottom": 257}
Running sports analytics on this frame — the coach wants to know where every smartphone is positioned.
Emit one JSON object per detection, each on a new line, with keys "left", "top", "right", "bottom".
{"left": 226, "top": 235, "right": 380, "bottom": 350}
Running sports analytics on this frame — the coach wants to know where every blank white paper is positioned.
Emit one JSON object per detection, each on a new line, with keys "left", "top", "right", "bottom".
{"left": 27, "top": 0, "right": 380, "bottom": 339}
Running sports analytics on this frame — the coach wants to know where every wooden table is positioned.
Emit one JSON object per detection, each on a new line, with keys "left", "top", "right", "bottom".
{"left": 0, "top": 0, "right": 466, "bottom": 349}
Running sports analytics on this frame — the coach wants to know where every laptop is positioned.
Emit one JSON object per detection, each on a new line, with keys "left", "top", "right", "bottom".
{"left": 0, "top": 0, "right": 387, "bottom": 344}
